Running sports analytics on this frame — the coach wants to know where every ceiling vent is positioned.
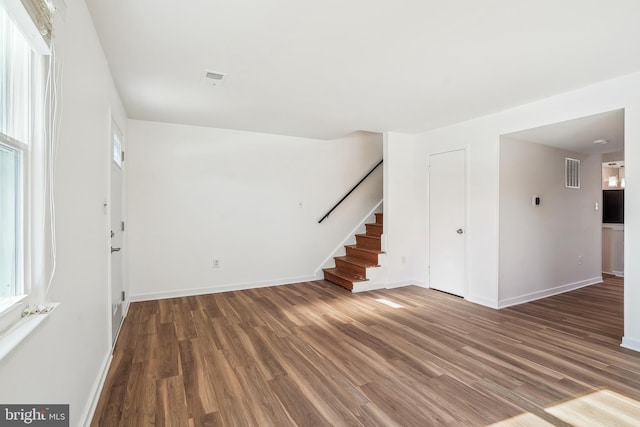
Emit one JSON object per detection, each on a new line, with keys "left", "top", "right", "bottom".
{"left": 202, "top": 70, "right": 227, "bottom": 86}
{"left": 565, "top": 157, "right": 580, "bottom": 189}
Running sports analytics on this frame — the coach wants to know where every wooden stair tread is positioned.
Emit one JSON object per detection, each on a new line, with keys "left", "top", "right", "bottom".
{"left": 355, "top": 233, "right": 381, "bottom": 240}
{"left": 323, "top": 212, "right": 384, "bottom": 292}
{"left": 323, "top": 268, "right": 368, "bottom": 282}
{"left": 334, "top": 256, "right": 378, "bottom": 268}
{"left": 365, "top": 223, "right": 383, "bottom": 234}
{"left": 345, "top": 244, "right": 384, "bottom": 254}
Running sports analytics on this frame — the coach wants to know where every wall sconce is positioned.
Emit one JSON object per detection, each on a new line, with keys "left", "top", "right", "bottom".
{"left": 608, "top": 176, "right": 619, "bottom": 187}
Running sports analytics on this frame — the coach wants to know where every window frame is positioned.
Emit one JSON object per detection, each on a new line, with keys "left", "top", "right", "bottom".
{"left": 0, "top": 115, "right": 30, "bottom": 309}
{"left": 0, "top": 1, "right": 47, "bottom": 317}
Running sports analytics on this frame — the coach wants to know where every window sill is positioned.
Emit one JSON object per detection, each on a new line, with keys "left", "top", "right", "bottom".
{"left": 0, "top": 295, "right": 28, "bottom": 317}
{"left": 0, "top": 303, "right": 59, "bottom": 362}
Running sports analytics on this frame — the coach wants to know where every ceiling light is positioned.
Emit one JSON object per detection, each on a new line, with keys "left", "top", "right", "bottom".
{"left": 593, "top": 139, "right": 609, "bottom": 145}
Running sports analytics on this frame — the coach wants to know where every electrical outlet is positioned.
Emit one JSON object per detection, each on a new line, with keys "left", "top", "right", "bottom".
{"left": 578, "top": 255, "right": 583, "bottom": 265}
{"left": 213, "top": 259, "right": 220, "bottom": 269}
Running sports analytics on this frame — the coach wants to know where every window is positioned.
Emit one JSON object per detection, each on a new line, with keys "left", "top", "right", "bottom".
{"left": 113, "top": 125, "right": 123, "bottom": 167}
{"left": 0, "top": 2, "right": 46, "bottom": 311}
{"left": 0, "top": 143, "right": 23, "bottom": 303}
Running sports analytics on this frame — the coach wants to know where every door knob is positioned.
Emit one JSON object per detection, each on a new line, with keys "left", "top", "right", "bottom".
{"left": 456, "top": 229, "right": 464, "bottom": 234}
{"left": 111, "top": 247, "right": 121, "bottom": 253}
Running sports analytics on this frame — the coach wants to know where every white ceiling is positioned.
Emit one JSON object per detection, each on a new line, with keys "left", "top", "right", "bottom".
{"left": 85, "top": 0, "right": 640, "bottom": 139}
{"left": 503, "top": 109, "right": 625, "bottom": 155}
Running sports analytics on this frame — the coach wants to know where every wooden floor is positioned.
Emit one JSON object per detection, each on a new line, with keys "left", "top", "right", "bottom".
{"left": 92, "top": 276, "right": 640, "bottom": 426}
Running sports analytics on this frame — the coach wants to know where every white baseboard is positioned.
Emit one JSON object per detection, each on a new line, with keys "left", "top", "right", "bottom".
{"left": 498, "top": 276, "right": 602, "bottom": 309}
{"left": 130, "top": 275, "right": 317, "bottom": 302}
{"left": 82, "top": 352, "right": 113, "bottom": 427}
{"left": 603, "top": 270, "right": 625, "bottom": 277}
{"left": 621, "top": 337, "right": 640, "bottom": 353}
{"left": 466, "top": 294, "right": 500, "bottom": 309}
{"left": 352, "top": 280, "right": 429, "bottom": 293}
{"left": 385, "top": 280, "right": 428, "bottom": 289}
{"left": 352, "top": 282, "right": 386, "bottom": 293}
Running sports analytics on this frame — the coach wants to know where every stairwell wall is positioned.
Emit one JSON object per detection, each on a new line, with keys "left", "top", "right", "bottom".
{"left": 383, "top": 132, "right": 427, "bottom": 287}
{"left": 126, "top": 121, "right": 382, "bottom": 300}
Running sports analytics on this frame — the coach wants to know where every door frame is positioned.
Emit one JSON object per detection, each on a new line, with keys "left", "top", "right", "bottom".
{"left": 427, "top": 147, "right": 469, "bottom": 298}
{"left": 108, "top": 117, "right": 127, "bottom": 348}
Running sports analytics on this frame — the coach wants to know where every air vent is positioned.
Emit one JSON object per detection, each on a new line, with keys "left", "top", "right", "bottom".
{"left": 205, "top": 71, "right": 225, "bottom": 80}
{"left": 565, "top": 158, "right": 580, "bottom": 189}
{"left": 202, "top": 70, "right": 227, "bottom": 86}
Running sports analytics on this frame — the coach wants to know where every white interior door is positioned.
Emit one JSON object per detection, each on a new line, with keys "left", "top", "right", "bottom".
{"left": 429, "top": 149, "right": 466, "bottom": 297}
{"left": 110, "top": 123, "right": 124, "bottom": 345}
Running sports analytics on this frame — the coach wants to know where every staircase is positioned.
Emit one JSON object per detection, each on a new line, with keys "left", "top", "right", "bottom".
{"left": 323, "top": 213, "right": 384, "bottom": 291}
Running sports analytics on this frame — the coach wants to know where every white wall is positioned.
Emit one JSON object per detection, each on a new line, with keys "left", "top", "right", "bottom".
{"left": 127, "top": 121, "right": 382, "bottom": 300}
{"left": 498, "top": 138, "right": 602, "bottom": 306}
{"left": 0, "top": 0, "right": 127, "bottom": 424}
{"left": 410, "top": 123, "right": 501, "bottom": 307}
{"left": 383, "top": 132, "right": 427, "bottom": 287}
{"left": 386, "top": 71, "right": 640, "bottom": 350}
{"left": 623, "top": 104, "right": 640, "bottom": 351}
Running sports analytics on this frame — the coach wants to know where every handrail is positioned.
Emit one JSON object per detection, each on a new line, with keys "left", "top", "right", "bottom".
{"left": 318, "top": 159, "right": 383, "bottom": 223}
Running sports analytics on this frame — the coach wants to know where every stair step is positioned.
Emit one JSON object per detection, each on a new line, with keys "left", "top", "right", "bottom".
{"left": 323, "top": 268, "right": 367, "bottom": 291}
{"left": 375, "top": 213, "right": 383, "bottom": 225}
{"left": 355, "top": 234, "right": 381, "bottom": 251}
{"left": 345, "top": 245, "right": 383, "bottom": 264}
{"left": 335, "top": 256, "right": 378, "bottom": 277}
{"left": 365, "top": 223, "right": 383, "bottom": 236}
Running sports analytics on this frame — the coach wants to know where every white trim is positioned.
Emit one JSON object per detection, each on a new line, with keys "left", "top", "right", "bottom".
{"left": 351, "top": 280, "right": 429, "bottom": 293}
{"left": 603, "top": 270, "right": 625, "bottom": 277}
{"left": 0, "top": 302, "right": 58, "bottom": 362}
{"left": 427, "top": 148, "right": 468, "bottom": 298}
{"left": 386, "top": 280, "right": 429, "bottom": 289}
{"left": 1, "top": 0, "right": 50, "bottom": 55}
{"left": 110, "top": 305, "right": 128, "bottom": 352}
{"left": 497, "top": 276, "right": 602, "bottom": 308}
{"left": 81, "top": 352, "right": 113, "bottom": 427}
{"left": 130, "top": 275, "right": 317, "bottom": 302}
{"left": 466, "top": 294, "right": 500, "bottom": 309}
{"left": 314, "top": 199, "right": 383, "bottom": 278}
{"left": 621, "top": 337, "right": 640, "bottom": 353}
{"left": 351, "top": 282, "right": 385, "bottom": 293}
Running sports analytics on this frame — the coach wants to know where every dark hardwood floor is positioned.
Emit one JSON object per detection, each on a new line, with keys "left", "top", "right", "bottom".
{"left": 92, "top": 276, "right": 640, "bottom": 426}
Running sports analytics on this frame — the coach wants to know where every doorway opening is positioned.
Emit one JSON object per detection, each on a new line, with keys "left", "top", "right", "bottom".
{"left": 498, "top": 108, "right": 625, "bottom": 334}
